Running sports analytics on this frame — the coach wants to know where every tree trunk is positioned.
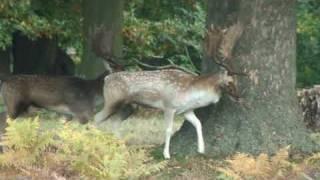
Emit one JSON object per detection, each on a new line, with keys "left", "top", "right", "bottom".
{"left": 0, "top": 47, "right": 11, "bottom": 75}
{"left": 171, "top": 0, "right": 316, "bottom": 157}
{"left": 79, "top": 0, "right": 124, "bottom": 78}
{"left": 298, "top": 86, "right": 320, "bottom": 131}
{"left": 12, "top": 33, "right": 74, "bottom": 75}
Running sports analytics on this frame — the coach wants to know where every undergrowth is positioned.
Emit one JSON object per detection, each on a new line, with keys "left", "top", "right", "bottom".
{"left": 0, "top": 117, "right": 168, "bottom": 179}
{"left": 213, "top": 147, "right": 320, "bottom": 180}
{"left": 1, "top": 114, "right": 320, "bottom": 179}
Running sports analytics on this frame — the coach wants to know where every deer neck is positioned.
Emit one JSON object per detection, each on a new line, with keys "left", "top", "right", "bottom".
{"left": 187, "top": 74, "right": 222, "bottom": 103}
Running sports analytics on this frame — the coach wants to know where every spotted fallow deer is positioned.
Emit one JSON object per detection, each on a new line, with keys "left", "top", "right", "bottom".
{"left": 95, "top": 23, "right": 246, "bottom": 159}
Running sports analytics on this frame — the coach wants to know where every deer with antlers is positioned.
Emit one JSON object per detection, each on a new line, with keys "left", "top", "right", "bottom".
{"left": 95, "top": 23, "right": 246, "bottom": 159}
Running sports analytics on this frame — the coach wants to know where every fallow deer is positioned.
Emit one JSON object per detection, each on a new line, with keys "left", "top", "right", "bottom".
{"left": 0, "top": 72, "right": 108, "bottom": 124}
{"left": 95, "top": 23, "right": 246, "bottom": 159}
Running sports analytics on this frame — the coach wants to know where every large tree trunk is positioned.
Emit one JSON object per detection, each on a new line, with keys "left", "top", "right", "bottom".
{"left": 12, "top": 33, "right": 74, "bottom": 75}
{"left": 79, "top": 0, "right": 124, "bottom": 78}
{"left": 171, "top": 0, "right": 316, "bottom": 157}
{"left": 0, "top": 48, "right": 11, "bottom": 75}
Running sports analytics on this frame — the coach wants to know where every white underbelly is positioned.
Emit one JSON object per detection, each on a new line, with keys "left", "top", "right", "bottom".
{"left": 48, "top": 105, "right": 73, "bottom": 115}
{"left": 175, "top": 91, "right": 220, "bottom": 114}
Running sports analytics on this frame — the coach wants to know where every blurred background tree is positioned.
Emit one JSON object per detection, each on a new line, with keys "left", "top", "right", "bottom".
{"left": 297, "top": 0, "right": 320, "bottom": 87}
{"left": 0, "top": 0, "right": 319, "bottom": 87}
{"left": 122, "top": 0, "right": 205, "bottom": 72}
{"left": 0, "top": 0, "right": 82, "bottom": 49}
{"left": 79, "top": 0, "right": 124, "bottom": 78}
{"left": 0, "top": 0, "right": 81, "bottom": 75}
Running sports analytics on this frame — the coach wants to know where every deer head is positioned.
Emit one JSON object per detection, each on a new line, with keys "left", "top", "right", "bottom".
{"left": 204, "top": 22, "right": 247, "bottom": 101}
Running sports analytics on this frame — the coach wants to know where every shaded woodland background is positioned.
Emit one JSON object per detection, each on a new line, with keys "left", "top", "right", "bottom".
{"left": 0, "top": 0, "right": 320, "bottom": 179}
{"left": 0, "top": 0, "right": 318, "bottom": 87}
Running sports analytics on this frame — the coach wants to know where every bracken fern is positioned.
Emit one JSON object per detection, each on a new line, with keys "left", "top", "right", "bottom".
{"left": 0, "top": 117, "right": 167, "bottom": 179}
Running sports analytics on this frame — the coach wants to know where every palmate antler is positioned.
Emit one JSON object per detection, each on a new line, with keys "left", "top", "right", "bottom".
{"left": 91, "top": 26, "right": 124, "bottom": 72}
{"left": 204, "top": 22, "right": 250, "bottom": 108}
{"left": 204, "top": 22, "right": 247, "bottom": 76}
{"left": 219, "top": 22, "right": 244, "bottom": 60}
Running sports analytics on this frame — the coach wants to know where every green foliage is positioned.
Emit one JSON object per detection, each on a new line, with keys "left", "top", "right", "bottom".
{"left": 123, "top": 1, "right": 206, "bottom": 72}
{"left": 0, "top": 117, "right": 54, "bottom": 167}
{"left": 55, "top": 123, "right": 128, "bottom": 179}
{"left": 0, "top": 0, "right": 82, "bottom": 49}
{"left": 297, "top": 0, "right": 320, "bottom": 87}
{"left": 124, "top": 0, "right": 206, "bottom": 21}
{"left": 0, "top": 117, "right": 167, "bottom": 179}
{"left": 1, "top": 0, "right": 319, "bottom": 86}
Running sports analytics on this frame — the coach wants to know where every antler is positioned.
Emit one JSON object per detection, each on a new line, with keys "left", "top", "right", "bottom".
{"left": 219, "top": 22, "right": 243, "bottom": 60}
{"left": 204, "top": 22, "right": 249, "bottom": 107}
{"left": 204, "top": 25, "right": 223, "bottom": 59}
{"left": 91, "top": 25, "right": 124, "bottom": 72}
{"left": 204, "top": 22, "right": 247, "bottom": 76}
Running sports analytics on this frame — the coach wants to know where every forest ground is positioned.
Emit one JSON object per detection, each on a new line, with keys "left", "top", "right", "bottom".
{"left": 0, "top": 104, "right": 319, "bottom": 179}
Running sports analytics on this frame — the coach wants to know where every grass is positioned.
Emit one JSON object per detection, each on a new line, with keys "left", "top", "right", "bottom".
{"left": 0, "top": 106, "right": 320, "bottom": 179}
{"left": 98, "top": 108, "right": 184, "bottom": 145}
{"left": 0, "top": 106, "right": 186, "bottom": 179}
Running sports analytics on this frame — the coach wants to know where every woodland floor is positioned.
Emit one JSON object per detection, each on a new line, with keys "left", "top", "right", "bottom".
{"left": 0, "top": 105, "right": 320, "bottom": 179}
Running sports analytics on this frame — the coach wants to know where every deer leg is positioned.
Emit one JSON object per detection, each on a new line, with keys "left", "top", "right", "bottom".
{"left": 68, "top": 100, "right": 94, "bottom": 124}
{"left": 94, "top": 105, "right": 112, "bottom": 123}
{"left": 74, "top": 110, "right": 92, "bottom": 124}
{"left": 2, "top": 90, "right": 27, "bottom": 119}
{"left": 94, "top": 101, "right": 120, "bottom": 124}
{"left": 163, "top": 109, "right": 175, "bottom": 159}
{"left": 184, "top": 111, "right": 205, "bottom": 154}
{"left": 5, "top": 100, "right": 25, "bottom": 119}
{"left": 95, "top": 85, "right": 128, "bottom": 124}
{"left": 116, "top": 104, "right": 135, "bottom": 120}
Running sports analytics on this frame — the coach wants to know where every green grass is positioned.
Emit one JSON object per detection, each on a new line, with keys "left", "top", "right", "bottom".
{"left": 0, "top": 102, "right": 184, "bottom": 145}
{"left": 97, "top": 109, "right": 184, "bottom": 145}
{"left": 1, "top": 106, "right": 320, "bottom": 179}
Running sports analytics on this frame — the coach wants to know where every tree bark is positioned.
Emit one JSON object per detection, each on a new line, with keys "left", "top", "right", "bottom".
{"left": 79, "top": 0, "right": 124, "bottom": 78}
{"left": 12, "top": 33, "right": 74, "bottom": 75}
{"left": 171, "top": 0, "right": 317, "bottom": 157}
{"left": 0, "top": 48, "right": 11, "bottom": 75}
{"left": 298, "top": 86, "right": 320, "bottom": 131}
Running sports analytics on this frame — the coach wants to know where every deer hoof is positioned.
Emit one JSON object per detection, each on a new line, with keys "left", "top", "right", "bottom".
{"left": 163, "top": 151, "right": 171, "bottom": 159}
{"left": 198, "top": 147, "right": 205, "bottom": 154}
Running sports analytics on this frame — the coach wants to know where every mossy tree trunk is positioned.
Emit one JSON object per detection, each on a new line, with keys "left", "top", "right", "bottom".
{"left": 79, "top": 0, "right": 124, "bottom": 78}
{"left": 171, "top": 0, "right": 316, "bottom": 157}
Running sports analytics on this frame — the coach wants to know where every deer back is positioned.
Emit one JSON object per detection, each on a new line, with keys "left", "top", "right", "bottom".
{"left": 103, "top": 70, "right": 225, "bottom": 113}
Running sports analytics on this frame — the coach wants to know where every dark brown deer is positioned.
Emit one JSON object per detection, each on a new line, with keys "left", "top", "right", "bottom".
{"left": 95, "top": 23, "right": 246, "bottom": 159}
{"left": 0, "top": 72, "right": 108, "bottom": 124}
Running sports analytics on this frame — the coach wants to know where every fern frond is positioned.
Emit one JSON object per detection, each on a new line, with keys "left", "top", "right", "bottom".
{"left": 215, "top": 167, "right": 242, "bottom": 180}
{"left": 0, "top": 118, "right": 168, "bottom": 179}
{"left": 216, "top": 147, "right": 294, "bottom": 180}
{"left": 2, "top": 117, "right": 40, "bottom": 150}
{"left": 306, "top": 153, "right": 320, "bottom": 166}
{"left": 0, "top": 117, "right": 55, "bottom": 168}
